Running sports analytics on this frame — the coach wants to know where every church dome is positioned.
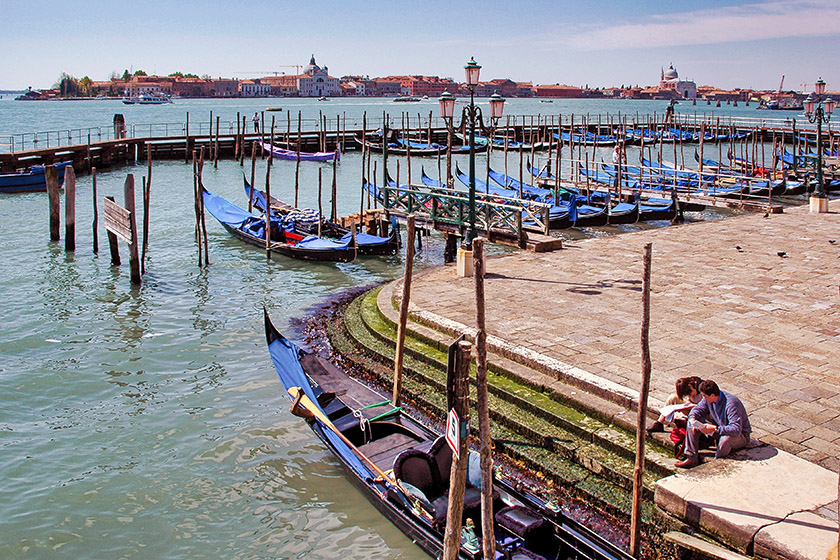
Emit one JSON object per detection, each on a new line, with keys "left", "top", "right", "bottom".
{"left": 305, "top": 55, "right": 321, "bottom": 75}
{"left": 664, "top": 65, "right": 678, "bottom": 80}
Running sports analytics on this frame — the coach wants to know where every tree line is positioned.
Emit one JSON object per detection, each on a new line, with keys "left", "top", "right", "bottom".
{"left": 51, "top": 69, "right": 204, "bottom": 97}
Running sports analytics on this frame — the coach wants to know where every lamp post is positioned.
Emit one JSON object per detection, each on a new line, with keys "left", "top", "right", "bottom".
{"left": 438, "top": 58, "right": 505, "bottom": 274}
{"left": 803, "top": 77, "right": 835, "bottom": 212}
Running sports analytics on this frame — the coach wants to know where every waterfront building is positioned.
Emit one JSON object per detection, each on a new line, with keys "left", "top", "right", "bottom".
{"left": 658, "top": 64, "right": 697, "bottom": 99}
{"left": 534, "top": 84, "right": 584, "bottom": 98}
{"left": 210, "top": 78, "right": 238, "bottom": 98}
{"left": 372, "top": 78, "right": 402, "bottom": 96}
{"left": 515, "top": 82, "right": 534, "bottom": 97}
{"left": 379, "top": 75, "right": 455, "bottom": 98}
{"left": 260, "top": 75, "right": 299, "bottom": 96}
{"left": 297, "top": 55, "right": 340, "bottom": 97}
{"left": 239, "top": 79, "right": 272, "bottom": 97}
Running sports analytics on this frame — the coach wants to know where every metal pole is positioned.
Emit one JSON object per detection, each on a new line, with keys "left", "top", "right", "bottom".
{"left": 816, "top": 113, "right": 825, "bottom": 197}
{"left": 467, "top": 90, "right": 476, "bottom": 249}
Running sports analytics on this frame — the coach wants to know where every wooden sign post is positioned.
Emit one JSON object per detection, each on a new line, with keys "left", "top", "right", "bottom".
{"left": 103, "top": 175, "right": 142, "bottom": 285}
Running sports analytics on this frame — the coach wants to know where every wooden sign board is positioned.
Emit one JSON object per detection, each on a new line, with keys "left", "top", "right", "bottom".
{"left": 104, "top": 197, "right": 133, "bottom": 243}
{"left": 446, "top": 408, "right": 460, "bottom": 459}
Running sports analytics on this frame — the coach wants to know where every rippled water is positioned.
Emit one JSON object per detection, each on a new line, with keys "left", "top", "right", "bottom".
{"left": 0, "top": 96, "right": 780, "bottom": 559}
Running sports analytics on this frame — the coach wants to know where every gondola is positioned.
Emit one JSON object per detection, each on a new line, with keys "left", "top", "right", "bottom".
{"left": 454, "top": 164, "right": 609, "bottom": 228}
{"left": 261, "top": 142, "right": 340, "bottom": 162}
{"left": 242, "top": 178, "right": 400, "bottom": 256}
{"left": 263, "top": 310, "right": 634, "bottom": 560}
{"left": 201, "top": 186, "right": 356, "bottom": 262}
{"left": 0, "top": 161, "right": 72, "bottom": 193}
{"left": 355, "top": 135, "right": 487, "bottom": 156}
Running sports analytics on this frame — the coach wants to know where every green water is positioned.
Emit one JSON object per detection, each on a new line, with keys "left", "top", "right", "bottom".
{"left": 0, "top": 96, "right": 771, "bottom": 559}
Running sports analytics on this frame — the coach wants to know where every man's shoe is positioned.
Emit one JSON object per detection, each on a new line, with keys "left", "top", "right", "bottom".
{"left": 646, "top": 421, "right": 664, "bottom": 436}
{"left": 674, "top": 457, "right": 698, "bottom": 469}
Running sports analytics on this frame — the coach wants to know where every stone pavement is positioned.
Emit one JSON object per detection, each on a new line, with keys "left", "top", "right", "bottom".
{"left": 395, "top": 199, "right": 840, "bottom": 558}
{"left": 406, "top": 201, "right": 840, "bottom": 473}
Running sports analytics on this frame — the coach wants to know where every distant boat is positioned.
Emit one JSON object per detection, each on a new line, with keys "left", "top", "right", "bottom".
{"left": 261, "top": 142, "right": 340, "bottom": 162}
{"left": 318, "top": 96, "right": 329, "bottom": 101}
{"left": 540, "top": 99, "right": 554, "bottom": 103}
{"left": 393, "top": 96, "right": 422, "bottom": 102}
{"left": 266, "top": 107, "right": 283, "bottom": 112}
{"left": 0, "top": 161, "right": 72, "bottom": 193}
{"left": 137, "top": 92, "right": 172, "bottom": 104}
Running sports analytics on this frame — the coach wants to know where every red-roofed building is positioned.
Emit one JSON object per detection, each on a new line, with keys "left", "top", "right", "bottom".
{"left": 534, "top": 84, "right": 583, "bottom": 98}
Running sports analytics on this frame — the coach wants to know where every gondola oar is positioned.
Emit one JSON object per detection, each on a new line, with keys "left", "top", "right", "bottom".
{"left": 288, "top": 386, "right": 392, "bottom": 481}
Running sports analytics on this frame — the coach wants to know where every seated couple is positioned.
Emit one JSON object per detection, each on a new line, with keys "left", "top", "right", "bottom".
{"left": 648, "top": 378, "right": 751, "bottom": 468}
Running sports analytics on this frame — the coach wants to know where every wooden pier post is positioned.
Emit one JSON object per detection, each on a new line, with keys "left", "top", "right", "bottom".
{"left": 317, "top": 168, "right": 323, "bottom": 238}
{"left": 265, "top": 116, "right": 275, "bottom": 257}
{"left": 185, "top": 112, "right": 190, "bottom": 164}
{"left": 472, "top": 237, "right": 496, "bottom": 560}
{"left": 441, "top": 338, "right": 472, "bottom": 560}
{"left": 199, "top": 151, "right": 209, "bottom": 266}
{"left": 124, "top": 174, "right": 142, "bottom": 285}
{"left": 64, "top": 166, "right": 76, "bottom": 252}
{"left": 630, "top": 242, "right": 653, "bottom": 558}
{"left": 235, "top": 111, "right": 241, "bottom": 161}
{"left": 92, "top": 168, "right": 99, "bottom": 254}
{"left": 214, "top": 115, "right": 220, "bottom": 168}
{"left": 192, "top": 152, "right": 202, "bottom": 267}
{"left": 331, "top": 155, "right": 338, "bottom": 223}
{"left": 295, "top": 112, "right": 302, "bottom": 208}
{"left": 360, "top": 113, "right": 367, "bottom": 220}
{"left": 142, "top": 144, "right": 152, "bottom": 274}
{"left": 105, "top": 196, "right": 121, "bottom": 265}
{"left": 392, "top": 215, "right": 415, "bottom": 407}
{"left": 249, "top": 141, "right": 257, "bottom": 212}
{"left": 46, "top": 165, "right": 61, "bottom": 241}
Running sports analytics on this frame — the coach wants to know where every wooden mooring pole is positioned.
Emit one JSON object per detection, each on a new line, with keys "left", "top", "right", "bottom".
{"left": 441, "top": 338, "right": 472, "bottom": 560}
{"left": 392, "top": 215, "right": 415, "bottom": 407}
{"left": 64, "top": 166, "right": 76, "bottom": 252}
{"left": 142, "top": 144, "right": 152, "bottom": 274}
{"left": 472, "top": 237, "right": 495, "bottom": 560}
{"left": 92, "top": 168, "right": 99, "bottom": 254}
{"left": 630, "top": 242, "right": 653, "bottom": 558}
{"left": 124, "top": 174, "right": 142, "bottom": 285}
{"left": 46, "top": 165, "right": 60, "bottom": 241}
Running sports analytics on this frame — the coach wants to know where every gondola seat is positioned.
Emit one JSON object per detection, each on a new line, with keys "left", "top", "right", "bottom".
{"left": 495, "top": 505, "right": 550, "bottom": 543}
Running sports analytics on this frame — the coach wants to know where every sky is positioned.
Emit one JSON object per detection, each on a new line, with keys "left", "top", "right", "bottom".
{"left": 1, "top": 0, "right": 838, "bottom": 92}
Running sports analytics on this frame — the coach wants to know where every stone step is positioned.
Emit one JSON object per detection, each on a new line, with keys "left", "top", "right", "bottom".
{"left": 344, "top": 285, "right": 675, "bottom": 496}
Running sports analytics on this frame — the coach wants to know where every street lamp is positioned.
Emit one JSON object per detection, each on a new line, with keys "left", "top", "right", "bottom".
{"left": 438, "top": 58, "right": 505, "bottom": 258}
{"left": 803, "top": 77, "right": 835, "bottom": 210}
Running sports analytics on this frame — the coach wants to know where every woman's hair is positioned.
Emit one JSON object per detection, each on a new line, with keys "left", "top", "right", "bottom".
{"left": 675, "top": 376, "right": 702, "bottom": 400}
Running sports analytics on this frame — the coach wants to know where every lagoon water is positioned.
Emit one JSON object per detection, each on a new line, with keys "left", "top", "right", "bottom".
{"left": 0, "top": 95, "right": 788, "bottom": 559}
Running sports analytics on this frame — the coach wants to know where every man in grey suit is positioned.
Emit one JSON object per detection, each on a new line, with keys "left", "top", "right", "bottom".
{"left": 675, "top": 379, "right": 751, "bottom": 468}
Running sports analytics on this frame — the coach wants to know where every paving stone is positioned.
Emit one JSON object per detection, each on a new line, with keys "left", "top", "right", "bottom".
{"left": 754, "top": 511, "right": 838, "bottom": 560}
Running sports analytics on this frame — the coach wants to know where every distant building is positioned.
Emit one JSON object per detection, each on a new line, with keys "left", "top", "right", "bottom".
{"left": 210, "top": 78, "right": 239, "bottom": 98}
{"left": 658, "top": 64, "right": 696, "bottom": 99}
{"left": 239, "top": 79, "right": 271, "bottom": 97}
{"left": 260, "top": 75, "right": 299, "bottom": 96}
{"left": 515, "top": 82, "right": 534, "bottom": 97}
{"left": 380, "top": 75, "right": 455, "bottom": 97}
{"left": 172, "top": 77, "right": 211, "bottom": 97}
{"left": 534, "top": 84, "right": 583, "bottom": 98}
{"left": 297, "top": 55, "right": 340, "bottom": 97}
{"left": 372, "top": 78, "right": 402, "bottom": 96}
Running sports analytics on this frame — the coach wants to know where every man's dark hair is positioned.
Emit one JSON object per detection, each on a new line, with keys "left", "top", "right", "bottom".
{"left": 676, "top": 376, "right": 702, "bottom": 400}
{"left": 699, "top": 379, "right": 720, "bottom": 397}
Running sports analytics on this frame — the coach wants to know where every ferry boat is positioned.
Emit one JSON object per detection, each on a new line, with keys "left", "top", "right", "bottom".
{"left": 123, "top": 91, "right": 173, "bottom": 105}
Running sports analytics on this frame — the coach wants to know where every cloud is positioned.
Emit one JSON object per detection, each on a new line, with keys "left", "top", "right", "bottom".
{"left": 554, "top": 0, "right": 840, "bottom": 51}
